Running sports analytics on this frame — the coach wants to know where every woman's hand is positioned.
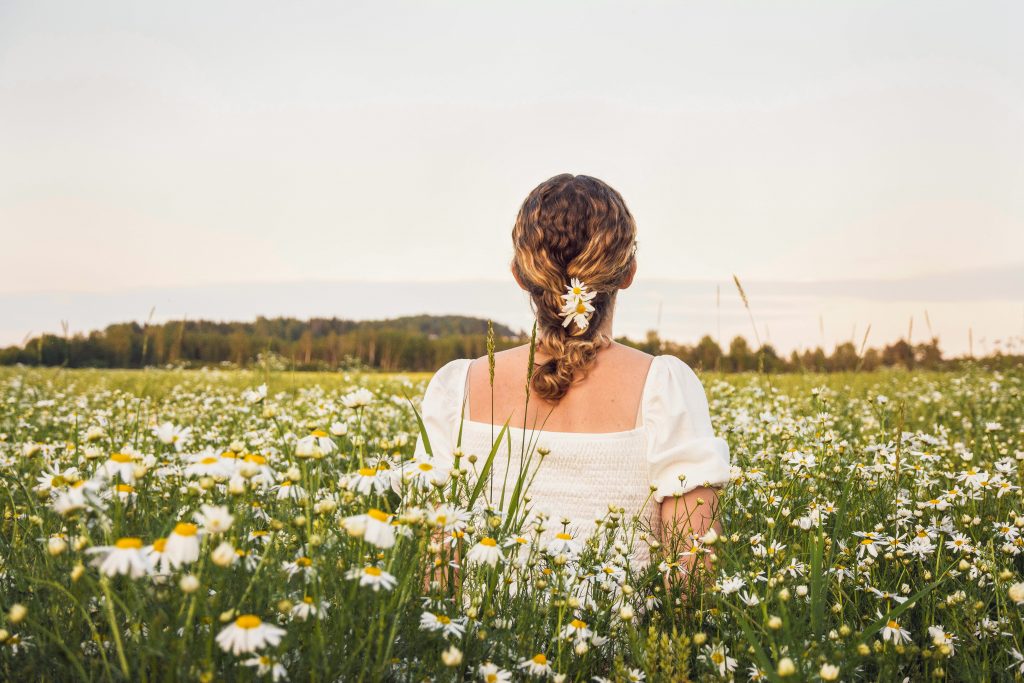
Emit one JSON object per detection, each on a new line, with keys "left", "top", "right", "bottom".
{"left": 658, "top": 485, "right": 723, "bottom": 596}
{"left": 423, "top": 526, "right": 462, "bottom": 593}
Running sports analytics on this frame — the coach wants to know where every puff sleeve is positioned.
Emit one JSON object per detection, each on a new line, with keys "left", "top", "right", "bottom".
{"left": 643, "top": 355, "right": 732, "bottom": 503}
{"left": 391, "top": 358, "right": 469, "bottom": 495}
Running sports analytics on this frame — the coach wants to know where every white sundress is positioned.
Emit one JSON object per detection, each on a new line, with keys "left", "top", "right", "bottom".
{"left": 403, "top": 354, "right": 732, "bottom": 568}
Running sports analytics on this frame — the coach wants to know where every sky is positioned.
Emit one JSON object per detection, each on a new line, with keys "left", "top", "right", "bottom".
{"left": 1, "top": 1, "right": 1022, "bottom": 354}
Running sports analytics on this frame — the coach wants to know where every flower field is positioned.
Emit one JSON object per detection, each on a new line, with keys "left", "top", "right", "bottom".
{"left": 1, "top": 364, "right": 1022, "bottom": 682}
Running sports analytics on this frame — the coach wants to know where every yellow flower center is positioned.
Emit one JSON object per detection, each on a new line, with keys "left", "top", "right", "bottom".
{"left": 570, "top": 619, "right": 587, "bottom": 629}
{"left": 887, "top": 619, "right": 899, "bottom": 629}
{"left": 575, "top": 302, "right": 586, "bottom": 314}
{"left": 173, "top": 522, "right": 198, "bottom": 537}
{"left": 438, "top": 615, "right": 451, "bottom": 624}
{"left": 220, "top": 451, "right": 237, "bottom": 459}
{"left": 116, "top": 484, "right": 134, "bottom": 493}
{"left": 115, "top": 537, "right": 143, "bottom": 550}
{"left": 572, "top": 286, "right": 581, "bottom": 295}
{"left": 311, "top": 430, "right": 328, "bottom": 438}
{"left": 358, "top": 467, "right": 377, "bottom": 477}
{"left": 236, "top": 615, "right": 262, "bottom": 629}
{"left": 244, "top": 454, "right": 267, "bottom": 464}
{"left": 200, "top": 457, "right": 218, "bottom": 465}
{"left": 110, "top": 453, "right": 132, "bottom": 463}
{"left": 296, "top": 557, "right": 312, "bottom": 566}
{"left": 364, "top": 566, "right": 382, "bottom": 577}
{"left": 418, "top": 463, "right": 434, "bottom": 471}
{"left": 532, "top": 654, "right": 547, "bottom": 665}
{"left": 556, "top": 533, "right": 572, "bottom": 540}
{"left": 303, "top": 596, "right": 314, "bottom": 604}
{"left": 152, "top": 538, "right": 167, "bottom": 552}
{"left": 368, "top": 508, "right": 389, "bottom": 522}
{"left": 480, "top": 537, "right": 497, "bottom": 547}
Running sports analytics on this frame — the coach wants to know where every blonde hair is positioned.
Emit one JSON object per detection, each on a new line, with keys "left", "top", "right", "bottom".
{"left": 511, "top": 173, "right": 638, "bottom": 402}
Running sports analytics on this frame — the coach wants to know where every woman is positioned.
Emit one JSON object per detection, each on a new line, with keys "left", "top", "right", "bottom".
{"left": 404, "top": 173, "right": 732, "bottom": 575}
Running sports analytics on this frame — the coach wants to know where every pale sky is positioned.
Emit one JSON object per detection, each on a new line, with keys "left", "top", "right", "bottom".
{"left": 1, "top": 1, "right": 1022, "bottom": 354}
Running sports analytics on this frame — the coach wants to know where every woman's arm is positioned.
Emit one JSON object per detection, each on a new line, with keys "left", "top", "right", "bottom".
{"left": 659, "top": 484, "right": 723, "bottom": 591}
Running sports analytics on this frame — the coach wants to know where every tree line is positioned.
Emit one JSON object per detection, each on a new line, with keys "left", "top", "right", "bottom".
{"left": 0, "top": 315, "right": 1019, "bottom": 373}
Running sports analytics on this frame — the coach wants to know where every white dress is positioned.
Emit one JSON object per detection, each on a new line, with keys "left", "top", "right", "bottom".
{"left": 405, "top": 354, "right": 732, "bottom": 567}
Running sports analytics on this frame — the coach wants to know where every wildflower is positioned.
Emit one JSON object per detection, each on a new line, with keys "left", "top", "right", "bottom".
{"left": 99, "top": 452, "right": 137, "bottom": 483}
{"left": 211, "top": 541, "right": 237, "bottom": 567}
{"left": 242, "top": 384, "right": 268, "bottom": 403}
{"left": 700, "top": 642, "right": 738, "bottom": 676}
{"left": 153, "top": 422, "right": 191, "bottom": 450}
{"left": 215, "top": 615, "right": 286, "bottom": 655}
{"left": 560, "top": 278, "right": 596, "bottom": 331}
{"left": 290, "top": 596, "right": 328, "bottom": 621}
{"left": 164, "top": 523, "right": 201, "bottom": 568}
{"left": 194, "top": 504, "right": 234, "bottom": 534}
{"left": 242, "top": 654, "right": 287, "bottom": 681}
{"left": 518, "top": 653, "right": 552, "bottom": 677}
{"left": 819, "top": 663, "right": 839, "bottom": 680}
{"left": 341, "top": 387, "right": 375, "bottom": 409}
{"left": 466, "top": 537, "right": 504, "bottom": 568}
{"left": 295, "top": 430, "right": 336, "bottom": 458}
{"left": 1008, "top": 582, "right": 1024, "bottom": 605}
{"left": 777, "top": 657, "right": 796, "bottom": 677}
{"left": 420, "top": 611, "right": 467, "bottom": 638}
{"left": 345, "top": 565, "right": 397, "bottom": 591}
{"left": 86, "top": 538, "right": 152, "bottom": 578}
{"left": 478, "top": 662, "right": 513, "bottom": 682}
{"left": 342, "top": 508, "right": 396, "bottom": 549}
{"left": 559, "top": 618, "right": 592, "bottom": 642}
{"left": 546, "top": 532, "right": 581, "bottom": 557}
{"left": 344, "top": 467, "right": 391, "bottom": 496}
{"left": 879, "top": 612, "right": 912, "bottom": 644}
{"left": 441, "top": 645, "right": 463, "bottom": 667}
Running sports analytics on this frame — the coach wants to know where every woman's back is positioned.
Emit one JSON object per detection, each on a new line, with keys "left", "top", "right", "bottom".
{"left": 465, "top": 343, "right": 655, "bottom": 433}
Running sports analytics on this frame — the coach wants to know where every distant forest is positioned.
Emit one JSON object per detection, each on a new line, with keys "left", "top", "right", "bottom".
{"left": 0, "top": 315, "right": 1019, "bottom": 373}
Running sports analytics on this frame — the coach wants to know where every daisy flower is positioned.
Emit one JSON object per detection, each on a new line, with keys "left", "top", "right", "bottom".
{"left": 419, "top": 611, "right": 468, "bottom": 638}
{"left": 700, "top": 642, "right": 738, "bottom": 677}
{"left": 290, "top": 596, "right": 328, "bottom": 621}
{"left": 194, "top": 504, "right": 234, "bottom": 534}
{"left": 518, "top": 653, "right": 552, "bottom": 678}
{"left": 342, "top": 508, "right": 396, "bottom": 549}
{"left": 153, "top": 422, "right": 191, "bottom": 450}
{"left": 274, "top": 480, "right": 308, "bottom": 501}
{"left": 343, "top": 467, "right": 391, "bottom": 496}
{"left": 164, "top": 522, "right": 202, "bottom": 568}
{"left": 99, "top": 452, "right": 137, "bottom": 483}
{"left": 243, "top": 654, "right": 287, "bottom": 681}
{"left": 345, "top": 565, "right": 397, "bottom": 591}
{"left": 295, "top": 430, "right": 336, "bottom": 458}
{"left": 546, "top": 532, "right": 581, "bottom": 557}
{"left": 879, "top": 612, "right": 912, "bottom": 644}
{"left": 341, "top": 387, "right": 374, "bottom": 409}
{"left": 86, "top": 537, "right": 152, "bottom": 578}
{"left": 215, "top": 615, "right": 286, "bottom": 655}
{"left": 465, "top": 537, "right": 504, "bottom": 568}
{"left": 478, "top": 662, "right": 512, "bottom": 683}
{"left": 558, "top": 618, "right": 592, "bottom": 642}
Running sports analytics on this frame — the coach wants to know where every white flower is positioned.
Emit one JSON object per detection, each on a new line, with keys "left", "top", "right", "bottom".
{"left": 99, "top": 452, "right": 138, "bottom": 483}
{"left": 700, "top": 642, "right": 738, "bottom": 677}
{"left": 879, "top": 612, "right": 912, "bottom": 644}
{"left": 242, "top": 384, "right": 268, "bottom": 404}
{"left": 163, "top": 522, "right": 202, "bottom": 568}
{"left": 345, "top": 565, "right": 397, "bottom": 591}
{"left": 86, "top": 538, "right": 152, "bottom": 578}
{"left": 342, "top": 387, "right": 375, "bottom": 409}
{"left": 215, "top": 615, "right": 286, "bottom": 655}
{"left": 518, "top": 653, "right": 552, "bottom": 677}
{"left": 819, "top": 663, "right": 839, "bottom": 681}
{"left": 1008, "top": 582, "right": 1024, "bottom": 605}
{"left": 243, "top": 654, "right": 287, "bottom": 681}
{"left": 558, "top": 618, "right": 592, "bottom": 642}
{"left": 419, "top": 611, "right": 467, "bottom": 638}
{"left": 545, "top": 532, "right": 581, "bottom": 557}
{"left": 559, "top": 278, "right": 596, "bottom": 331}
{"left": 153, "top": 422, "right": 191, "bottom": 450}
{"left": 465, "top": 537, "right": 504, "bottom": 568}
{"left": 342, "top": 508, "right": 396, "bottom": 549}
{"left": 441, "top": 645, "right": 463, "bottom": 667}
{"left": 290, "top": 596, "right": 328, "bottom": 621}
{"left": 211, "top": 541, "right": 237, "bottom": 567}
{"left": 295, "top": 430, "right": 336, "bottom": 458}
{"left": 343, "top": 467, "right": 391, "bottom": 496}
{"left": 194, "top": 504, "right": 234, "bottom": 534}
{"left": 478, "top": 662, "right": 512, "bottom": 682}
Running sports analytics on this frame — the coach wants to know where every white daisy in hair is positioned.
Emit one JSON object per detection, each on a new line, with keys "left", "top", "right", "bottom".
{"left": 559, "top": 277, "right": 596, "bottom": 331}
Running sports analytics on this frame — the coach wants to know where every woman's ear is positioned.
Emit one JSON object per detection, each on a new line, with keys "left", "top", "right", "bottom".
{"left": 619, "top": 260, "right": 637, "bottom": 290}
{"left": 510, "top": 261, "right": 529, "bottom": 291}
